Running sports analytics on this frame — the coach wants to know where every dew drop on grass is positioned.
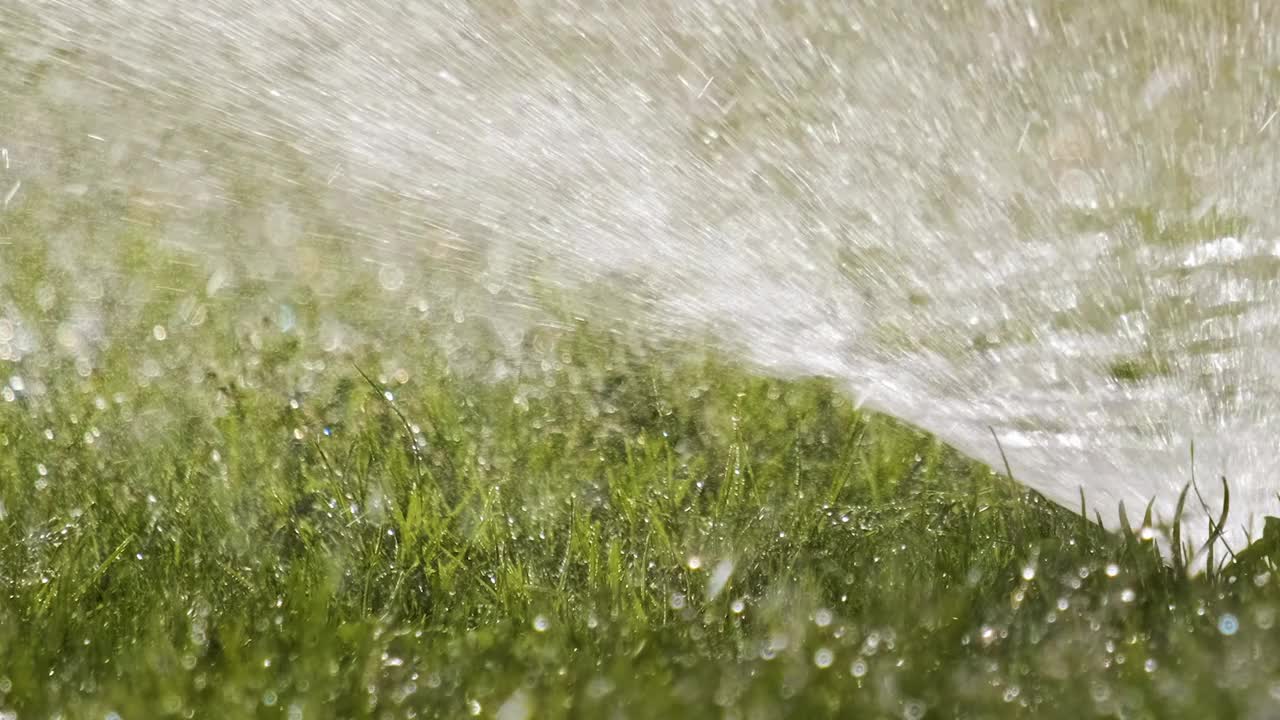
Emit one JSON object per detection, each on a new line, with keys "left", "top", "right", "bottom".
{"left": 729, "top": 598, "right": 746, "bottom": 614}
{"left": 850, "top": 659, "right": 868, "bottom": 678}
{"left": 814, "top": 648, "right": 834, "bottom": 669}
{"left": 1120, "top": 589, "right": 1136, "bottom": 603}
{"left": 686, "top": 555, "right": 702, "bottom": 570}
{"left": 468, "top": 699, "right": 482, "bottom": 716}
{"left": 532, "top": 615, "right": 549, "bottom": 632}
{"left": 814, "top": 608, "right": 833, "bottom": 627}
{"left": 1105, "top": 563, "right": 1120, "bottom": 578}
{"left": 1021, "top": 566, "right": 1036, "bottom": 581}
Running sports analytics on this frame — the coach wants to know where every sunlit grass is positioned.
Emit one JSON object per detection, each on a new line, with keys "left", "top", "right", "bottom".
{"left": 0, "top": 194, "right": 1277, "bottom": 719}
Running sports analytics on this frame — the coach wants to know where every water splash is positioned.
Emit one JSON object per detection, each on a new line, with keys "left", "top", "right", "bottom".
{"left": 4, "top": 1, "right": 1280, "bottom": 554}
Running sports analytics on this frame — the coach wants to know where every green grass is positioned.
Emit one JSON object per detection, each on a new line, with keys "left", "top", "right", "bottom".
{"left": 1, "top": 205, "right": 1279, "bottom": 719}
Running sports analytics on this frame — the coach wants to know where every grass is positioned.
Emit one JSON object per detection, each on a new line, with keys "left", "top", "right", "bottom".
{"left": 0, "top": 275, "right": 1278, "bottom": 719}
{"left": 1, "top": 184, "right": 1279, "bottom": 720}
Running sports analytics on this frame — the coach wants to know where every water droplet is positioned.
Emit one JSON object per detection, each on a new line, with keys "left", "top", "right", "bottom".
{"left": 980, "top": 626, "right": 996, "bottom": 646}
{"left": 467, "top": 699, "right": 482, "bottom": 716}
{"left": 1021, "top": 566, "right": 1036, "bottom": 581}
{"left": 814, "top": 648, "right": 834, "bottom": 669}
{"left": 495, "top": 689, "right": 531, "bottom": 720}
{"left": 379, "top": 265, "right": 406, "bottom": 291}
{"left": 532, "top": 615, "right": 549, "bottom": 632}
{"left": 670, "top": 593, "right": 686, "bottom": 610}
{"left": 814, "top": 608, "right": 833, "bottom": 627}
{"left": 1218, "top": 613, "right": 1239, "bottom": 636}
{"left": 1057, "top": 168, "right": 1098, "bottom": 209}
{"left": 862, "top": 630, "right": 883, "bottom": 654}
{"left": 1120, "top": 588, "right": 1136, "bottom": 603}
{"left": 707, "top": 559, "right": 734, "bottom": 600}
{"left": 1105, "top": 563, "right": 1120, "bottom": 578}
{"left": 730, "top": 598, "right": 746, "bottom": 614}
{"left": 152, "top": 325, "right": 167, "bottom": 341}
{"left": 850, "top": 658, "right": 868, "bottom": 678}
{"left": 686, "top": 555, "right": 702, "bottom": 570}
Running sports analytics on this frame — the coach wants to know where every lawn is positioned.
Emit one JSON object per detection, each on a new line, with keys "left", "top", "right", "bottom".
{"left": 1, "top": 194, "right": 1278, "bottom": 719}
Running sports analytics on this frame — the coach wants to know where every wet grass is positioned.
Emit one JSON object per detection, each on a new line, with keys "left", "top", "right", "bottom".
{"left": 0, "top": 206, "right": 1277, "bottom": 719}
